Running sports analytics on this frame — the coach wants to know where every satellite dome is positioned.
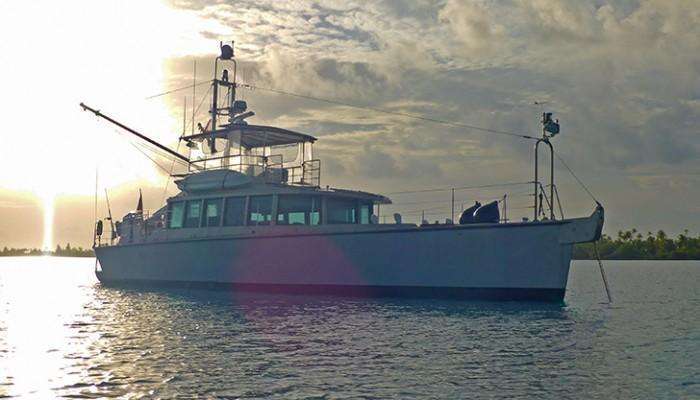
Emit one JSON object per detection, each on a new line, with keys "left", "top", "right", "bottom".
{"left": 220, "top": 44, "right": 233, "bottom": 60}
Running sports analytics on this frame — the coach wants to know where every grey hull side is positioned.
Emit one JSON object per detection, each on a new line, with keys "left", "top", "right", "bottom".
{"left": 94, "top": 208, "right": 604, "bottom": 302}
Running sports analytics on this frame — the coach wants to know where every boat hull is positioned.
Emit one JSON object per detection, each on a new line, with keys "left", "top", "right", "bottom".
{"left": 95, "top": 279, "right": 565, "bottom": 301}
{"left": 95, "top": 209, "right": 603, "bottom": 302}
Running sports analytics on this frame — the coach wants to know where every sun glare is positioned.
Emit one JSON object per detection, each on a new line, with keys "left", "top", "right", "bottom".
{"left": 0, "top": 0, "right": 225, "bottom": 247}
{"left": 42, "top": 192, "right": 54, "bottom": 251}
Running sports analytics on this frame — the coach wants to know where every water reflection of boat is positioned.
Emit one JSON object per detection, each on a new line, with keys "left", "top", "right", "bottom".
{"left": 84, "top": 43, "right": 603, "bottom": 302}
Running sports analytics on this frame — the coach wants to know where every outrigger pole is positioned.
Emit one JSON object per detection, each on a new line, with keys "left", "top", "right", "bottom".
{"left": 79, "top": 102, "right": 190, "bottom": 163}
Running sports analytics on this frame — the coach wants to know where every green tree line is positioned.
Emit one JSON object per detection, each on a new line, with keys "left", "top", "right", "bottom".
{"left": 2, "top": 230, "right": 699, "bottom": 260}
{"left": 574, "top": 229, "right": 700, "bottom": 260}
{"left": 1, "top": 243, "right": 94, "bottom": 257}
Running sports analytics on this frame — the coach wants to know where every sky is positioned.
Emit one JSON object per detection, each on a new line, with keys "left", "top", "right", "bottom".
{"left": 0, "top": 0, "right": 698, "bottom": 249}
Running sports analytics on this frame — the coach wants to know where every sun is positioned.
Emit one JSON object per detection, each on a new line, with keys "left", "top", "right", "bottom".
{"left": 41, "top": 191, "right": 55, "bottom": 251}
{"left": 0, "top": 0, "right": 229, "bottom": 248}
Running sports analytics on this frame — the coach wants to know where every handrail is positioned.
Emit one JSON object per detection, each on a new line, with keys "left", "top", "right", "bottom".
{"left": 189, "top": 153, "right": 283, "bottom": 165}
{"left": 552, "top": 184, "right": 564, "bottom": 219}
{"left": 188, "top": 153, "right": 321, "bottom": 186}
{"left": 536, "top": 182, "right": 555, "bottom": 220}
{"left": 533, "top": 138, "right": 554, "bottom": 221}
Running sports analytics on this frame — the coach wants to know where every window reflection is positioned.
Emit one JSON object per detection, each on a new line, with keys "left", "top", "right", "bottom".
{"left": 277, "top": 195, "right": 321, "bottom": 225}
{"left": 327, "top": 198, "right": 357, "bottom": 224}
{"left": 168, "top": 201, "right": 184, "bottom": 229}
{"left": 248, "top": 195, "right": 272, "bottom": 225}
{"left": 202, "top": 198, "right": 222, "bottom": 227}
{"left": 184, "top": 200, "right": 202, "bottom": 228}
{"left": 359, "top": 203, "right": 373, "bottom": 224}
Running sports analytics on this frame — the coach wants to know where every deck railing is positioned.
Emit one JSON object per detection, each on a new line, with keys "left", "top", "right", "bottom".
{"left": 188, "top": 154, "right": 321, "bottom": 187}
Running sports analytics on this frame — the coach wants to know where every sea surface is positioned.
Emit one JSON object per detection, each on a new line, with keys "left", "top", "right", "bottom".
{"left": 0, "top": 258, "right": 698, "bottom": 399}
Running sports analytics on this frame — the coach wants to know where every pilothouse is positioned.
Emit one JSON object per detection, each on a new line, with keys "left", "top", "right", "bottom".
{"left": 180, "top": 42, "right": 321, "bottom": 186}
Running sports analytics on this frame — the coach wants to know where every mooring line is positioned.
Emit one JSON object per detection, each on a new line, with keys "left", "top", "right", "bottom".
{"left": 593, "top": 241, "right": 612, "bottom": 303}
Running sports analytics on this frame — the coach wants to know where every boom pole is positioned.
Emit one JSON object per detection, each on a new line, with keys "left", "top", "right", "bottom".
{"left": 79, "top": 102, "right": 190, "bottom": 163}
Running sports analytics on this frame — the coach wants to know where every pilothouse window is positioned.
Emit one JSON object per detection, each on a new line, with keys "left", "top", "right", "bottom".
{"left": 277, "top": 195, "right": 321, "bottom": 225}
{"left": 168, "top": 201, "right": 185, "bottom": 229}
{"left": 184, "top": 200, "right": 202, "bottom": 228}
{"left": 327, "top": 198, "right": 357, "bottom": 224}
{"left": 203, "top": 198, "right": 222, "bottom": 227}
{"left": 248, "top": 195, "right": 272, "bottom": 225}
{"left": 224, "top": 197, "right": 246, "bottom": 226}
{"left": 360, "top": 203, "right": 373, "bottom": 224}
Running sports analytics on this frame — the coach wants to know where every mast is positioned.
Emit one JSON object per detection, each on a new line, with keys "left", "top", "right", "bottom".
{"left": 210, "top": 41, "right": 237, "bottom": 132}
{"left": 211, "top": 65, "right": 218, "bottom": 132}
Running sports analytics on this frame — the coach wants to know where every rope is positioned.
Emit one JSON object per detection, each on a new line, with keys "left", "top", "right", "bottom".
{"left": 132, "top": 140, "right": 189, "bottom": 168}
{"left": 110, "top": 126, "right": 179, "bottom": 174}
{"left": 161, "top": 140, "right": 183, "bottom": 205}
{"left": 553, "top": 149, "right": 600, "bottom": 204}
{"left": 145, "top": 81, "right": 210, "bottom": 100}
{"left": 129, "top": 141, "right": 175, "bottom": 175}
{"left": 387, "top": 181, "right": 533, "bottom": 195}
{"left": 396, "top": 194, "right": 508, "bottom": 216}
{"left": 189, "top": 85, "right": 212, "bottom": 135}
{"left": 240, "top": 83, "right": 537, "bottom": 141}
{"left": 389, "top": 191, "right": 530, "bottom": 207}
{"left": 593, "top": 241, "right": 613, "bottom": 303}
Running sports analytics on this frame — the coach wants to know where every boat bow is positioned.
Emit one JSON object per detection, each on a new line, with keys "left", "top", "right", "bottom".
{"left": 559, "top": 203, "right": 604, "bottom": 244}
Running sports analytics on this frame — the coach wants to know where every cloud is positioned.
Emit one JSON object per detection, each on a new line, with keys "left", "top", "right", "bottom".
{"left": 438, "top": 0, "right": 507, "bottom": 56}
{"left": 163, "top": 0, "right": 700, "bottom": 177}
{"left": 16, "top": 0, "right": 691, "bottom": 246}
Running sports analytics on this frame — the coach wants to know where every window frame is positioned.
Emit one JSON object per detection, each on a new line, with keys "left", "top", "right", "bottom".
{"left": 276, "top": 194, "right": 322, "bottom": 226}
{"left": 168, "top": 201, "right": 185, "bottom": 229}
{"left": 202, "top": 198, "right": 223, "bottom": 227}
{"left": 223, "top": 196, "right": 247, "bottom": 227}
{"left": 183, "top": 199, "right": 203, "bottom": 229}
{"left": 326, "top": 197, "right": 359, "bottom": 225}
{"left": 248, "top": 195, "right": 273, "bottom": 226}
{"left": 359, "top": 202, "right": 373, "bottom": 224}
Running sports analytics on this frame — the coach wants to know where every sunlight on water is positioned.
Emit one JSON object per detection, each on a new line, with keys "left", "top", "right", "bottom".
{"left": 0, "top": 258, "right": 99, "bottom": 398}
{"left": 0, "top": 258, "right": 698, "bottom": 398}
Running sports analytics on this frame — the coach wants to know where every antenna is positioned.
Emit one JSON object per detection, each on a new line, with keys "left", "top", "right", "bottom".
{"left": 105, "top": 189, "right": 116, "bottom": 244}
{"left": 182, "top": 97, "right": 187, "bottom": 136}
{"left": 191, "top": 59, "right": 196, "bottom": 136}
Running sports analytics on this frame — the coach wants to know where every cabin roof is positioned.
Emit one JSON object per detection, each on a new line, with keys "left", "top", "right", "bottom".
{"left": 182, "top": 124, "right": 317, "bottom": 148}
{"left": 172, "top": 183, "right": 393, "bottom": 204}
{"left": 170, "top": 169, "right": 392, "bottom": 204}
{"left": 326, "top": 187, "right": 392, "bottom": 205}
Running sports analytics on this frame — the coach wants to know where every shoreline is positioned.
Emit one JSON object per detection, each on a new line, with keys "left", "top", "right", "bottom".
{"left": 1, "top": 254, "right": 698, "bottom": 261}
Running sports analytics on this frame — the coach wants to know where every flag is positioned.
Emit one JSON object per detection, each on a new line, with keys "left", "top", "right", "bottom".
{"left": 136, "top": 189, "right": 143, "bottom": 214}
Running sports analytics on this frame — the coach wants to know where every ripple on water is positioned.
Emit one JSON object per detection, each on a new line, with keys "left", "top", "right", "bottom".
{"left": 0, "top": 258, "right": 698, "bottom": 399}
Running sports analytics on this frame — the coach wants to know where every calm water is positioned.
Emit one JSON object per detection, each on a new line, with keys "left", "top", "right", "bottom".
{"left": 0, "top": 258, "right": 698, "bottom": 399}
